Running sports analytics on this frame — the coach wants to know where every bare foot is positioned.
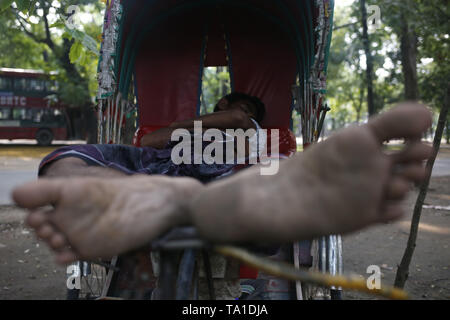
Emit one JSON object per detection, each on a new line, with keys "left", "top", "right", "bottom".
{"left": 189, "top": 102, "right": 433, "bottom": 242}
{"left": 12, "top": 175, "right": 202, "bottom": 264}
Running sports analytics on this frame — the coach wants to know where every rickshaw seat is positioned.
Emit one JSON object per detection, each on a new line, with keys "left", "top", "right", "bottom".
{"left": 133, "top": 125, "right": 165, "bottom": 147}
{"left": 133, "top": 124, "right": 297, "bottom": 280}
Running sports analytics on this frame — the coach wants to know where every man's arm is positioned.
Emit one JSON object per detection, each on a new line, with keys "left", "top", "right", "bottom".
{"left": 140, "top": 127, "right": 180, "bottom": 149}
{"left": 140, "top": 108, "right": 256, "bottom": 148}
{"left": 169, "top": 108, "right": 256, "bottom": 130}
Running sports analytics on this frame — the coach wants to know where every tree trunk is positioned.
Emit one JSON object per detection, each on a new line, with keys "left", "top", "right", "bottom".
{"left": 360, "top": 0, "right": 376, "bottom": 117}
{"left": 123, "top": 110, "right": 137, "bottom": 145}
{"left": 15, "top": 2, "right": 96, "bottom": 142}
{"left": 356, "top": 84, "right": 364, "bottom": 124}
{"left": 83, "top": 104, "right": 98, "bottom": 144}
{"left": 445, "top": 114, "right": 450, "bottom": 144}
{"left": 400, "top": 5, "right": 419, "bottom": 100}
{"left": 58, "top": 38, "right": 96, "bottom": 142}
{"left": 394, "top": 84, "right": 450, "bottom": 288}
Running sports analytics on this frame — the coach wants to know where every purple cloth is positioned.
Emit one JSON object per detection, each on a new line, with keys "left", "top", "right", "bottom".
{"left": 39, "top": 135, "right": 244, "bottom": 183}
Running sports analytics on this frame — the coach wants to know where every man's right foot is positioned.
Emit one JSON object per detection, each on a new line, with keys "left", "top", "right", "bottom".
{"left": 190, "top": 103, "right": 433, "bottom": 242}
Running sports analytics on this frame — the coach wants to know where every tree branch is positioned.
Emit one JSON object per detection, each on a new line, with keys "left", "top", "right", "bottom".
{"left": 333, "top": 22, "right": 358, "bottom": 31}
{"left": 431, "top": 3, "right": 450, "bottom": 21}
{"left": 41, "top": 2, "right": 54, "bottom": 50}
{"left": 15, "top": 12, "right": 46, "bottom": 44}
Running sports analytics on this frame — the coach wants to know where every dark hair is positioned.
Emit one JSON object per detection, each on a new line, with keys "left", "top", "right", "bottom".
{"left": 214, "top": 92, "right": 266, "bottom": 123}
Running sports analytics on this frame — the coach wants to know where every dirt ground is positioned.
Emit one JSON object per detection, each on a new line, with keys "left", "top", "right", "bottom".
{"left": 342, "top": 175, "right": 450, "bottom": 300}
{"left": 0, "top": 145, "right": 449, "bottom": 300}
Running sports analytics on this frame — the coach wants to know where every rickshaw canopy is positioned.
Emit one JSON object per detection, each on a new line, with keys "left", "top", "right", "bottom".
{"left": 97, "top": 0, "right": 334, "bottom": 140}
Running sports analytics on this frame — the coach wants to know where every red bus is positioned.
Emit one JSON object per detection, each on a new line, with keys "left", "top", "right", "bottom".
{"left": 0, "top": 67, "right": 69, "bottom": 145}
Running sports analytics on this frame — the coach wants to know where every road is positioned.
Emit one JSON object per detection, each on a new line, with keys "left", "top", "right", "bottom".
{"left": 432, "top": 157, "right": 450, "bottom": 177}
{"left": 0, "top": 141, "right": 84, "bottom": 205}
{"left": 0, "top": 157, "right": 40, "bottom": 205}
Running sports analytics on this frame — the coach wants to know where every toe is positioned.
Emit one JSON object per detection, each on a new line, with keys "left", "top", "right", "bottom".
{"left": 390, "top": 142, "right": 433, "bottom": 164}
{"left": 36, "top": 223, "right": 56, "bottom": 240}
{"left": 56, "top": 249, "right": 79, "bottom": 265}
{"left": 12, "top": 179, "right": 63, "bottom": 209}
{"left": 393, "top": 163, "right": 428, "bottom": 183}
{"left": 379, "top": 202, "right": 405, "bottom": 223}
{"left": 26, "top": 210, "right": 49, "bottom": 228}
{"left": 368, "top": 102, "right": 432, "bottom": 143}
{"left": 386, "top": 177, "right": 412, "bottom": 200}
{"left": 49, "top": 233, "right": 69, "bottom": 251}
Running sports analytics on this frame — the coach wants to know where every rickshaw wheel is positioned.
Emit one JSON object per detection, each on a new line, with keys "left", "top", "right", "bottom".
{"left": 300, "top": 239, "right": 342, "bottom": 300}
{"left": 66, "top": 262, "right": 110, "bottom": 300}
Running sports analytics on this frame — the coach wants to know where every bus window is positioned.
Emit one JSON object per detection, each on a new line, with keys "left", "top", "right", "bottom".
{"left": 24, "top": 108, "right": 36, "bottom": 121}
{"left": 0, "top": 77, "right": 13, "bottom": 91}
{"left": 29, "top": 79, "right": 45, "bottom": 91}
{"left": 12, "top": 108, "right": 26, "bottom": 120}
{"left": 0, "top": 107, "right": 11, "bottom": 119}
{"left": 14, "top": 78, "right": 28, "bottom": 91}
{"left": 45, "top": 80, "right": 58, "bottom": 92}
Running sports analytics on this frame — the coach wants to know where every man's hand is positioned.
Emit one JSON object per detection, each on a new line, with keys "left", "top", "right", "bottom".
{"left": 140, "top": 109, "right": 256, "bottom": 148}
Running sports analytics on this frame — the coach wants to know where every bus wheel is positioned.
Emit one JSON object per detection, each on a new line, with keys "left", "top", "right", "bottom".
{"left": 36, "top": 129, "right": 53, "bottom": 146}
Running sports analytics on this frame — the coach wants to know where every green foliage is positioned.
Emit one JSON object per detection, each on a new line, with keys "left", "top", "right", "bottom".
{"left": 414, "top": 0, "right": 449, "bottom": 111}
{"left": 1, "top": 0, "right": 447, "bottom": 135}
{"left": 0, "top": 0, "right": 103, "bottom": 108}
{"left": 64, "top": 25, "right": 99, "bottom": 71}
{"left": 0, "top": 0, "right": 14, "bottom": 12}
{"left": 0, "top": 0, "right": 36, "bottom": 13}
{"left": 326, "top": 4, "right": 368, "bottom": 127}
{"left": 326, "top": 0, "right": 449, "bottom": 130}
{"left": 200, "top": 67, "right": 231, "bottom": 114}
{"left": 0, "top": 10, "right": 47, "bottom": 68}
{"left": 63, "top": 25, "right": 99, "bottom": 57}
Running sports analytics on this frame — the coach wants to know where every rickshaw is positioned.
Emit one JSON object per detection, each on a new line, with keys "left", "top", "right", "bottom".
{"left": 67, "top": 0, "right": 343, "bottom": 300}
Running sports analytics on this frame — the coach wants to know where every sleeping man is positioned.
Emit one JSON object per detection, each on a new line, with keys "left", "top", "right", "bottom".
{"left": 12, "top": 101, "right": 433, "bottom": 267}
{"left": 37, "top": 92, "right": 266, "bottom": 182}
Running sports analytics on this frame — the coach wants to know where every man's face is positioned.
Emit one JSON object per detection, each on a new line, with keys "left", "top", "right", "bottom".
{"left": 214, "top": 98, "right": 229, "bottom": 112}
{"left": 233, "top": 100, "right": 256, "bottom": 118}
{"left": 222, "top": 99, "right": 257, "bottom": 119}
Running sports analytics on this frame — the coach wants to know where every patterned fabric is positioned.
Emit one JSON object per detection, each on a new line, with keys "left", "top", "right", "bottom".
{"left": 39, "top": 120, "right": 267, "bottom": 183}
{"left": 39, "top": 135, "right": 242, "bottom": 183}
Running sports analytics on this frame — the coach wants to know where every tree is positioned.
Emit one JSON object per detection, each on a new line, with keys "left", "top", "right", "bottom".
{"left": 376, "top": 0, "right": 450, "bottom": 289}
{"left": 359, "top": 0, "right": 376, "bottom": 116}
{"left": 395, "top": 84, "right": 449, "bottom": 288}
{"left": 326, "top": 1, "right": 405, "bottom": 127}
{"left": 399, "top": 1, "right": 419, "bottom": 100}
{"left": 1, "top": 0, "right": 102, "bottom": 142}
{"left": 200, "top": 67, "right": 231, "bottom": 115}
{"left": 326, "top": 4, "right": 367, "bottom": 128}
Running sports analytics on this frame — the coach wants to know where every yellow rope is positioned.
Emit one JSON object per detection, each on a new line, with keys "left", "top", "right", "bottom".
{"left": 214, "top": 245, "right": 408, "bottom": 300}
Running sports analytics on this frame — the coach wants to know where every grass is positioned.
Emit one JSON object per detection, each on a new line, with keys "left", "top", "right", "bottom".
{"left": 0, "top": 145, "right": 59, "bottom": 159}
